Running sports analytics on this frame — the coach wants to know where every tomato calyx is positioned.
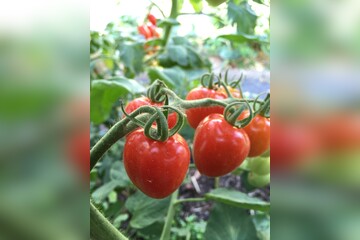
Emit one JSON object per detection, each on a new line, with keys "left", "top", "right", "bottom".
{"left": 120, "top": 99, "right": 185, "bottom": 142}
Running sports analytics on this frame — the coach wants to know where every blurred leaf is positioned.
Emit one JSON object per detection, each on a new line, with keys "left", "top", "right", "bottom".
{"left": 108, "top": 191, "right": 117, "bottom": 203}
{"left": 157, "top": 18, "right": 181, "bottom": 28}
{"left": 91, "top": 181, "right": 119, "bottom": 203}
{"left": 137, "top": 221, "right": 164, "bottom": 240}
{"left": 217, "top": 34, "right": 260, "bottom": 43}
{"left": 205, "top": 188, "right": 270, "bottom": 212}
{"left": 168, "top": 45, "right": 188, "bottom": 66}
{"left": 119, "top": 42, "right": 145, "bottom": 76}
{"left": 110, "top": 161, "right": 131, "bottom": 187}
{"left": 228, "top": 1, "right": 257, "bottom": 35}
{"left": 190, "top": 0, "right": 203, "bottom": 12}
{"left": 252, "top": 213, "right": 270, "bottom": 240}
{"left": 125, "top": 191, "right": 171, "bottom": 228}
{"left": 147, "top": 67, "right": 177, "bottom": 87}
{"left": 204, "top": 202, "right": 258, "bottom": 240}
{"left": 90, "top": 77, "right": 145, "bottom": 124}
{"left": 145, "top": 38, "right": 165, "bottom": 46}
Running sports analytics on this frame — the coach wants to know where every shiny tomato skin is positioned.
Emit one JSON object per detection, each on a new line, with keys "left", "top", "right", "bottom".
{"left": 124, "top": 97, "right": 177, "bottom": 129}
{"left": 185, "top": 87, "right": 227, "bottom": 129}
{"left": 193, "top": 114, "right": 250, "bottom": 177}
{"left": 123, "top": 129, "right": 190, "bottom": 198}
{"left": 242, "top": 113, "right": 270, "bottom": 157}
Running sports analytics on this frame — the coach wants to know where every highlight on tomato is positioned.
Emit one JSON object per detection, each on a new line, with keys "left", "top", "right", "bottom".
{"left": 123, "top": 129, "right": 190, "bottom": 198}
{"left": 193, "top": 114, "right": 250, "bottom": 177}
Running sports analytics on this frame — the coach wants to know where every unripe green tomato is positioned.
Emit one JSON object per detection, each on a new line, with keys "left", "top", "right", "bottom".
{"left": 206, "top": 0, "right": 227, "bottom": 7}
{"left": 248, "top": 157, "right": 270, "bottom": 175}
{"left": 248, "top": 172, "right": 270, "bottom": 188}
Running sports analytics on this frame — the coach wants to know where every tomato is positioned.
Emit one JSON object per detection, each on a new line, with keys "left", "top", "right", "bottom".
{"left": 185, "top": 87, "right": 227, "bottom": 129}
{"left": 123, "top": 129, "right": 190, "bottom": 198}
{"left": 147, "top": 24, "right": 160, "bottom": 38}
{"left": 68, "top": 129, "right": 89, "bottom": 182}
{"left": 193, "top": 114, "right": 250, "bottom": 177}
{"left": 124, "top": 97, "right": 177, "bottom": 129}
{"left": 247, "top": 172, "right": 270, "bottom": 188}
{"left": 318, "top": 114, "right": 360, "bottom": 152}
{"left": 271, "top": 119, "right": 320, "bottom": 171}
{"left": 206, "top": 0, "right": 226, "bottom": 7}
{"left": 239, "top": 112, "right": 270, "bottom": 157}
{"left": 248, "top": 156, "right": 270, "bottom": 175}
{"left": 218, "top": 86, "right": 242, "bottom": 98}
{"left": 138, "top": 25, "right": 151, "bottom": 39}
{"left": 147, "top": 14, "right": 157, "bottom": 26}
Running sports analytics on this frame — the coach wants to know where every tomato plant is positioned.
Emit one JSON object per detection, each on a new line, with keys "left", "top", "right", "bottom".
{"left": 193, "top": 114, "right": 250, "bottom": 177}
{"left": 90, "top": 0, "right": 270, "bottom": 239}
{"left": 123, "top": 129, "right": 190, "bottom": 199}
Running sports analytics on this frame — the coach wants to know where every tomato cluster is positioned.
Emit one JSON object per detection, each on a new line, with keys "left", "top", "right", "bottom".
{"left": 122, "top": 83, "right": 270, "bottom": 198}
{"left": 137, "top": 14, "right": 160, "bottom": 40}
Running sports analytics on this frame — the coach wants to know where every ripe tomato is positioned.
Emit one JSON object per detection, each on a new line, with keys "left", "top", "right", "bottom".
{"left": 68, "top": 129, "right": 89, "bottom": 182}
{"left": 138, "top": 25, "right": 151, "bottom": 39}
{"left": 147, "top": 24, "right": 160, "bottom": 38}
{"left": 123, "top": 129, "right": 190, "bottom": 198}
{"left": 218, "top": 86, "right": 242, "bottom": 98}
{"left": 193, "top": 114, "right": 250, "bottom": 177}
{"left": 147, "top": 14, "right": 157, "bottom": 25}
{"left": 185, "top": 87, "right": 227, "bottom": 129}
{"left": 124, "top": 97, "right": 177, "bottom": 129}
{"left": 239, "top": 111, "right": 270, "bottom": 157}
{"left": 271, "top": 119, "right": 320, "bottom": 171}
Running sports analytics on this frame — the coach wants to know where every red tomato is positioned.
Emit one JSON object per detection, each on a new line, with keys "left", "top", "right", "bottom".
{"left": 185, "top": 87, "right": 227, "bottom": 129}
{"left": 138, "top": 25, "right": 151, "bottom": 39}
{"left": 123, "top": 129, "right": 190, "bottom": 198}
{"left": 218, "top": 86, "right": 242, "bottom": 98}
{"left": 147, "top": 24, "right": 160, "bottom": 38}
{"left": 239, "top": 111, "right": 270, "bottom": 157}
{"left": 271, "top": 119, "right": 320, "bottom": 171}
{"left": 147, "top": 14, "right": 157, "bottom": 25}
{"left": 319, "top": 114, "right": 360, "bottom": 152}
{"left": 193, "top": 114, "right": 250, "bottom": 177}
{"left": 68, "top": 129, "right": 89, "bottom": 182}
{"left": 124, "top": 97, "right": 177, "bottom": 129}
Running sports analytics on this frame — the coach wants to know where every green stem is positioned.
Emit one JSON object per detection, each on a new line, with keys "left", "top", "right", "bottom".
{"left": 174, "top": 198, "right": 206, "bottom": 205}
{"left": 214, "top": 177, "right": 220, "bottom": 188}
{"left": 90, "top": 202, "right": 128, "bottom": 240}
{"left": 163, "top": 0, "right": 178, "bottom": 46}
{"left": 160, "top": 190, "right": 179, "bottom": 240}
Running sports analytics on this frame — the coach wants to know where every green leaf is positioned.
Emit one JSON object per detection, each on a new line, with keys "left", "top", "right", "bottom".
{"left": 119, "top": 42, "right": 145, "bottom": 76}
{"left": 90, "top": 77, "right": 146, "bottom": 124}
{"left": 204, "top": 202, "right": 258, "bottom": 240}
{"left": 205, "top": 188, "right": 270, "bottom": 212}
{"left": 190, "top": 0, "right": 203, "bottom": 12}
{"left": 157, "top": 18, "right": 181, "bottom": 28}
{"left": 113, "top": 214, "right": 129, "bottom": 228}
{"left": 147, "top": 67, "right": 177, "bottom": 87}
{"left": 168, "top": 45, "right": 188, "bottom": 66}
{"left": 228, "top": 1, "right": 257, "bottom": 35}
{"left": 137, "top": 221, "right": 164, "bottom": 240}
{"left": 91, "top": 181, "right": 119, "bottom": 203}
{"left": 110, "top": 161, "right": 131, "bottom": 187}
{"left": 125, "top": 191, "right": 171, "bottom": 228}
{"left": 217, "top": 34, "right": 259, "bottom": 43}
{"left": 252, "top": 213, "right": 270, "bottom": 240}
